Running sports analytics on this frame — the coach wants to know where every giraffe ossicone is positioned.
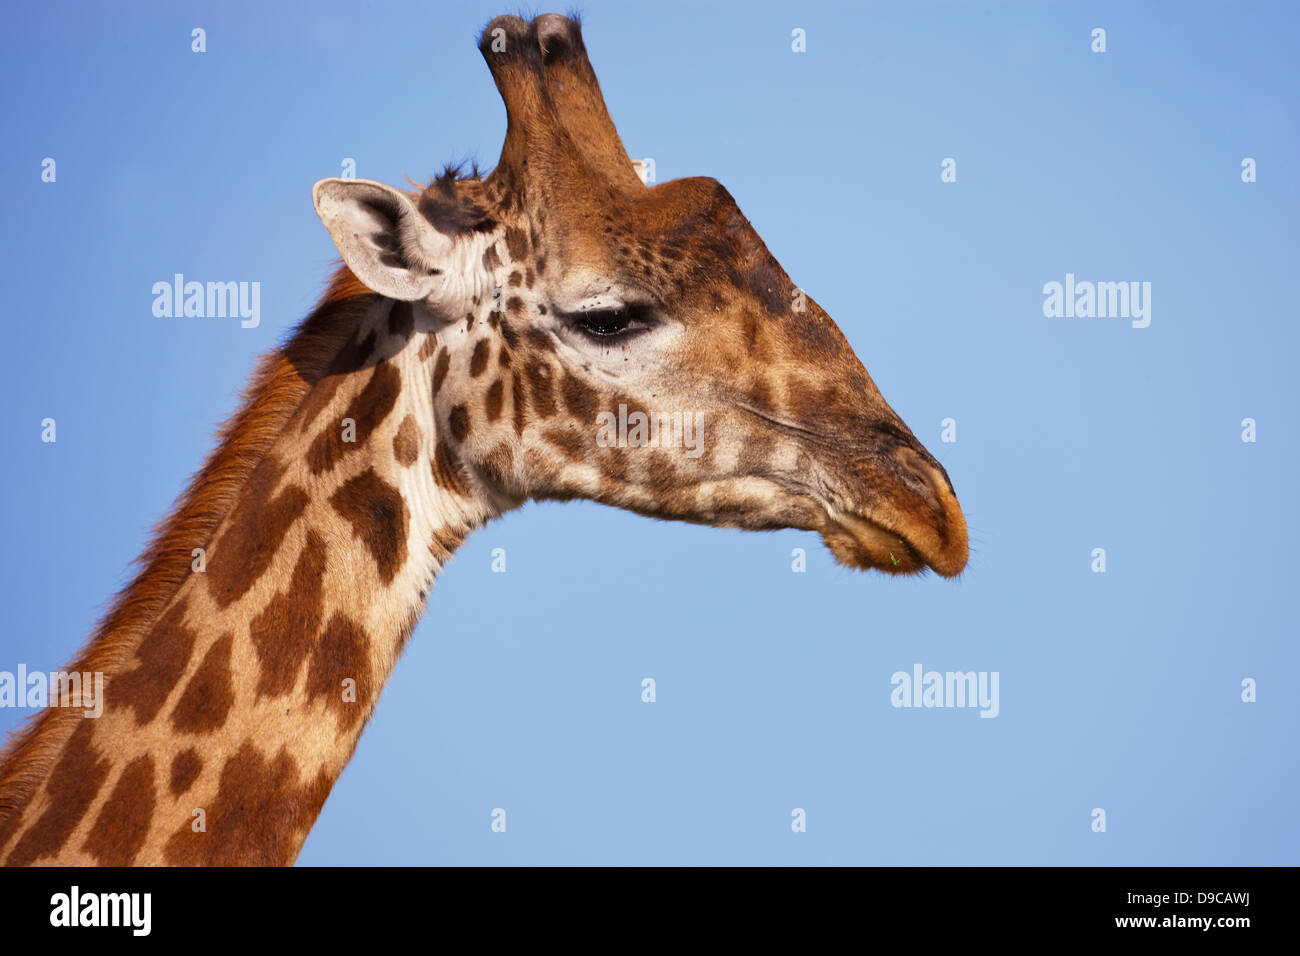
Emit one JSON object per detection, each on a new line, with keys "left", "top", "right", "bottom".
{"left": 0, "top": 13, "right": 967, "bottom": 866}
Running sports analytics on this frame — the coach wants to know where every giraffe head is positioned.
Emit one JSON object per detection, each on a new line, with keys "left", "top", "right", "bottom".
{"left": 313, "top": 13, "right": 967, "bottom": 577}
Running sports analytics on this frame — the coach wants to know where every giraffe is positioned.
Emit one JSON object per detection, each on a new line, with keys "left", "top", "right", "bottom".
{"left": 0, "top": 13, "right": 967, "bottom": 866}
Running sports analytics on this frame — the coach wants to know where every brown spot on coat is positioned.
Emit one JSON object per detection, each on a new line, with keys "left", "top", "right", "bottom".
{"left": 2, "top": 721, "right": 110, "bottom": 866}
{"left": 643, "top": 448, "right": 683, "bottom": 490}
{"left": 170, "top": 748, "right": 203, "bottom": 796}
{"left": 297, "top": 375, "right": 345, "bottom": 438}
{"left": 170, "top": 631, "right": 235, "bottom": 733}
{"left": 163, "top": 742, "right": 332, "bottom": 866}
{"left": 738, "top": 431, "right": 776, "bottom": 472}
{"left": 429, "top": 526, "right": 467, "bottom": 566}
{"left": 432, "top": 439, "right": 472, "bottom": 496}
{"left": 511, "top": 373, "right": 527, "bottom": 435}
{"left": 112, "top": 598, "right": 199, "bottom": 724}
{"left": 392, "top": 414, "right": 421, "bottom": 466}
{"left": 328, "top": 469, "right": 409, "bottom": 584}
{"left": 477, "top": 442, "right": 515, "bottom": 488}
{"left": 526, "top": 362, "right": 557, "bottom": 418}
{"left": 504, "top": 226, "right": 529, "bottom": 262}
{"left": 387, "top": 300, "right": 414, "bottom": 338}
{"left": 331, "top": 327, "right": 378, "bottom": 372}
{"left": 469, "top": 339, "right": 491, "bottom": 377}
{"left": 298, "top": 329, "right": 377, "bottom": 434}
{"left": 561, "top": 374, "right": 599, "bottom": 423}
{"left": 250, "top": 531, "right": 328, "bottom": 698}
{"left": 523, "top": 328, "right": 555, "bottom": 354}
{"left": 449, "top": 405, "right": 470, "bottom": 443}
{"left": 598, "top": 444, "right": 631, "bottom": 483}
{"left": 82, "top": 755, "right": 155, "bottom": 866}
{"left": 545, "top": 425, "right": 590, "bottom": 461}
{"left": 432, "top": 348, "right": 450, "bottom": 395}
{"left": 308, "top": 361, "right": 402, "bottom": 474}
{"left": 306, "top": 614, "right": 372, "bottom": 730}
{"left": 485, "top": 379, "right": 504, "bottom": 422}
{"left": 207, "top": 459, "right": 310, "bottom": 608}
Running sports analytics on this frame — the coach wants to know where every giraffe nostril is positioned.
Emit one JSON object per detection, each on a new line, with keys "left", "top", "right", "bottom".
{"left": 891, "top": 445, "right": 943, "bottom": 511}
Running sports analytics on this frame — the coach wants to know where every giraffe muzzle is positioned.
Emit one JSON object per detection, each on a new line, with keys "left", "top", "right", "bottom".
{"left": 818, "top": 452, "right": 969, "bottom": 578}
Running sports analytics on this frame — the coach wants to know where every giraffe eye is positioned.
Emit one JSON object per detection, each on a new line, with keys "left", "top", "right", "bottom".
{"left": 580, "top": 308, "right": 631, "bottom": 336}
{"left": 567, "top": 304, "right": 655, "bottom": 340}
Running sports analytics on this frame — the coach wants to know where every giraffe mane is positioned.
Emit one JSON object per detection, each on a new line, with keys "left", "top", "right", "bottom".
{"left": 0, "top": 267, "right": 380, "bottom": 837}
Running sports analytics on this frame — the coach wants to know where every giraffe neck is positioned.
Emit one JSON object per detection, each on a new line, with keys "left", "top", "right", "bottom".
{"left": 0, "top": 278, "right": 495, "bottom": 865}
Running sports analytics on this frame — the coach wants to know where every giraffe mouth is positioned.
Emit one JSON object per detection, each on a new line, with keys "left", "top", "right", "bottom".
{"left": 813, "top": 448, "right": 969, "bottom": 578}
{"left": 821, "top": 510, "right": 930, "bottom": 575}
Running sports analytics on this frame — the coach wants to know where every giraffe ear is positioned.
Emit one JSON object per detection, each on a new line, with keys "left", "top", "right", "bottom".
{"left": 312, "top": 178, "right": 453, "bottom": 302}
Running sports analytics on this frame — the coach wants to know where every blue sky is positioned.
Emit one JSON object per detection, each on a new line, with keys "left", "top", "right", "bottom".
{"left": 1, "top": 0, "right": 1297, "bottom": 864}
